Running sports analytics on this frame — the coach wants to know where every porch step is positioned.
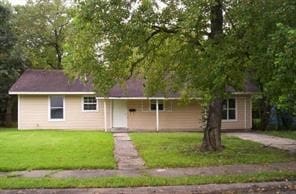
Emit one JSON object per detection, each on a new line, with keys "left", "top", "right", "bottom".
{"left": 111, "top": 128, "right": 129, "bottom": 133}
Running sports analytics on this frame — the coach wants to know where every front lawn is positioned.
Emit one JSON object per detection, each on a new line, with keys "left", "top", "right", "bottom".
{"left": 130, "top": 133, "right": 296, "bottom": 168}
{"left": 0, "top": 129, "right": 115, "bottom": 171}
{"left": 0, "top": 171, "right": 295, "bottom": 189}
{"left": 261, "top": 130, "right": 296, "bottom": 140}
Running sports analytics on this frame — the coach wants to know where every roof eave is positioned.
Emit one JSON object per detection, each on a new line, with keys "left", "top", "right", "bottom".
{"left": 9, "top": 91, "right": 96, "bottom": 95}
{"left": 96, "top": 97, "right": 186, "bottom": 100}
{"left": 9, "top": 91, "right": 259, "bottom": 97}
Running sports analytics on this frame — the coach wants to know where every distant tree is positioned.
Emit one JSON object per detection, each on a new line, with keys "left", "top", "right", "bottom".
{"left": 14, "top": 0, "right": 71, "bottom": 69}
{"left": 228, "top": 0, "right": 296, "bottom": 129}
{"left": 0, "top": 1, "right": 26, "bottom": 126}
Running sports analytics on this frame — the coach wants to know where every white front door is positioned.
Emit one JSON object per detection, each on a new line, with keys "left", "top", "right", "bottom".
{"left": 113, "top": 100, "right": 128, "bottom": 128}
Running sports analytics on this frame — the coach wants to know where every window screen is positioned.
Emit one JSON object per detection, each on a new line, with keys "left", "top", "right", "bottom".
{"left": 83, "top": 96, "right": 97, "bottom": 111}
{"left": 150, "top": 100, "right": 164, "bottom": 111}
{"left": 50, "top": 96, "right": 64, "bottom": 120}
{"left": 222, "top": 98, "right": 236, "bottom": 120}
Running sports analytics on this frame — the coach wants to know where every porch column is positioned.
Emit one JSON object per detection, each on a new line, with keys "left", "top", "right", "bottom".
{"left": 156, "top": 99, "right": 159, "bottom": 131}
{"left": 244, "top": 97, "right": 247, "bottom": 129}
{"left": 104, "top": 100, "right": 107, "bottom": 132}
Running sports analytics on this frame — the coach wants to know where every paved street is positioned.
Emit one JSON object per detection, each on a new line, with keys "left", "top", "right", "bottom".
{"left": 1, "top": 181, "right": 295, "bottom": 194}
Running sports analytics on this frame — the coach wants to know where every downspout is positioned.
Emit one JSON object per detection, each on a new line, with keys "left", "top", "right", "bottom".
{"left": 104, "top": 100, "right": 107, "bottom": 132}
{"left": 244, "top": 97, "right": 247, "bottom": 129}
{"left": 156, "top": 99, "right": 159, "bottom": 131}
{"left": 18, "top": 95, "right": 21, "bottom": 130}
{"left": 109, "top": 100, "right": 112, "bottom": 129}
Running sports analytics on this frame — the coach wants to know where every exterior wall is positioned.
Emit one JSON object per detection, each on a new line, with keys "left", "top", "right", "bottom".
{"left": 127, "top": 96, "right": 252, "bottom": 131}
{"left": 127, "top": 100, "right": 202, "bottom": 130}
{"left": 17, "top": 95, "right": 252, "bottom": 131}
{"left": 221, "top": 96, "right": 252, "bottom": 130}
{"left": 18, "top": 95, "right": 111, "bottom": 130}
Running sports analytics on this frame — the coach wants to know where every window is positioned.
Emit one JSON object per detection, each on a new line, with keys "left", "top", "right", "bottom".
{"left": 222, "top": 98, "right": 236, "bottom": 120}
{"left": 150, "top": 100, "right": 164, "bottom": 111}
{"left": 49, "top": 96, "right": 64, "bottom": 120}
{"left": 83, "top": 96, "right": 97, "bottom": 111}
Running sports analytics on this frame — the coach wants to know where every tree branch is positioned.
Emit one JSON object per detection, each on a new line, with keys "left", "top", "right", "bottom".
{"left": 145, "top": 29, "right": 161, "bottom": 42}
{"left": 145, "top": 25, "right": 179, "bottom": 43}
{"left": 128, "top": 37, "right": 167, "bottom": 79}
{"left": 127, "top": 55, "right": 146, "bottom": 79}
{"left": 152, "top": 25, "right": 179, "bottom": 34}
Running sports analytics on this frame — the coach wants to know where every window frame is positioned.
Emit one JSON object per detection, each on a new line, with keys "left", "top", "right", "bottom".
{"left": 149, "top": 100, "right": 165, "bottom": 112}
{"left": 222, "top": 98, "right": 237, "bottom": 122}
{"left": 48, "top": 96, "right": 65, "bottom": 121}
{"left": 82, "top": 96, "right": 98, "bottom": 112}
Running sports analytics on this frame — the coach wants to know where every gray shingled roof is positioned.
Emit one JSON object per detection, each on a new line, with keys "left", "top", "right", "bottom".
{"left": 9, "top": 69, "right": 259, "bottom": 96}
{"left": 9, "top": 69, "right": 93, "bottom": 93}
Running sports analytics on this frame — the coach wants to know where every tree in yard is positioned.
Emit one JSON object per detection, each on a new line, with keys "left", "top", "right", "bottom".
{"left": 0, "top": 1, "right": 26, "bottom": 126}
{"left": 14, "top": 0, "right": 71, "bottom": 69}
{"left": 64, "top": 0, "right": 295, "bottom": 150}
{"left": 64, "top": 0, "right": 250, "bottom": 151}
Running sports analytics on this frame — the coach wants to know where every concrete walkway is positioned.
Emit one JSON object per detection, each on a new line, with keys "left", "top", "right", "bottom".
{"left": 1, "top": 181, "right": 295, "bottom": 194}
{"left": 113, "top": 133, "right": 145, "bottom": 170}
{"left": 227, "top": 132, "right": 296, "bottom": 153}
{"left": 1, "top": 162, "right": 295, "bottom": 179}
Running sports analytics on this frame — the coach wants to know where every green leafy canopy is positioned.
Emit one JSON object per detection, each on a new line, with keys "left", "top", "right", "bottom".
{"left": 64, "top": 0, "right": 248, "bottom": 101}
{"left": 64, "top": 0, "right": 295, "bottom": 112}
{"left": 14, "top": 0, "right": 71, "bottom": 69}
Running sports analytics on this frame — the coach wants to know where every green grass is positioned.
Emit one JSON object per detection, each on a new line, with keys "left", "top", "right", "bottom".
{"left": 130, "top": 132, "right": 296, "bottom": 168}
{"left": 0, "top": 129, "right": 116, "bottom": 171}
{"left": 262, "top": 130, "right": 296, "bottom": 140}
{"left": 0, "top": 128, "right": 18, "bottom": 131}
{"left": 0, "top": 171, "right": 295, "bottom": 189}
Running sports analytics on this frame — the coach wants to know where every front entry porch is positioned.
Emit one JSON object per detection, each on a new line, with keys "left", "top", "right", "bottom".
{"left": 112, "top": 100, "right": 128, "bottom": 128}
{"left": 101, "top": 98, "right": 203, "bottom": 132}
{"left": 102, "top": 99, "right": 168, "bottom": 132}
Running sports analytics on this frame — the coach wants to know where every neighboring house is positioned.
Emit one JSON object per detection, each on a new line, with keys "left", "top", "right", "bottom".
{"left": 9, "top": 69, "right": 258, "bottom": 131}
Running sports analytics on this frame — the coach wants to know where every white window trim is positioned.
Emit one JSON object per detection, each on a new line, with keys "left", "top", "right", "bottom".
{"left": 81, "top": 96, "right": 99, "bottom": 112}
{"left": 48, "top": 96, "right": 65, "bottom": 122}
{"left": 149, "top": 100, "right": 165, "bottom": 112}
{"left": 222, "top": 97, "right": 237, "bottom": 122}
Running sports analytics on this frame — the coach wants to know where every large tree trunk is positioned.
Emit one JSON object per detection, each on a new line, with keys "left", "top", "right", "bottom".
{"left": 200, "top": 0, "right": 224, "bottom": 151}
{"left": 201, "top": 97, "right": 223, "bottom": 151}
{"left": 209, "top": 0, "right": 223, "bottom": 40}
{"left": 54, "top": 29, "right": 63, "bottom": 69}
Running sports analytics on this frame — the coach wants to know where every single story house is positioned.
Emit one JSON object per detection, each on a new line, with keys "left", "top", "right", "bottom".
{"left": 9, "top": 69, "right": 258, "bottom": 131}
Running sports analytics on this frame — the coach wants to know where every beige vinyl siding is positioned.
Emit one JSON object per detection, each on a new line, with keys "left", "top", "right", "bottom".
{"left": 221, "top": 96, "right": 252, "bottom": 130}
{"left": 158, "top": 101, "right": 202, "bottom": 130}
{"left": 127, "top": 100, "right": 156, "bottom": 130}
{"left": 127, "top": 100, "right": 202, "bottom": 130}
{"left": 127, "top": 97, "right": 252, "bottom": 131}
{"left": 17, "top": 95, "right": 252, "bottom": 131}
{"left": 18, "top": 95, "right": 109, "bottom": 130}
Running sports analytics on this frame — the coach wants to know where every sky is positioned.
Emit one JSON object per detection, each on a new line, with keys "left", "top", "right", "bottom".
{"left": 8, "top": 0, "right": 27, "bottom": 5}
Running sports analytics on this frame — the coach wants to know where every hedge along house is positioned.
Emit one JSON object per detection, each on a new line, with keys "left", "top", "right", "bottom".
{"left": 9, "top": 69, "right": 258, "bottom": 131}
